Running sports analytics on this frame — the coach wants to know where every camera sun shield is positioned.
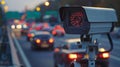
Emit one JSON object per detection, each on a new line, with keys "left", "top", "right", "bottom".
{"left": 59, "top": 6, "right": 118, "bottom": 34}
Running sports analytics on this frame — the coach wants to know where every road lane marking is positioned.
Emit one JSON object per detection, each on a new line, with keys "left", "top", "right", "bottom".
{"left": 110, "top": 55, "right": 120, "bottom": 61}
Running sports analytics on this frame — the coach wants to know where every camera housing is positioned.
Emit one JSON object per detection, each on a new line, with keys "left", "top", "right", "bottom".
{"left": 59, "top": 6, "right": 118, "bottom": 34}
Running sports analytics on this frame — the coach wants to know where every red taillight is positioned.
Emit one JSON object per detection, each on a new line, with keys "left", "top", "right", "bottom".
{"left": 68, "top": 53, "right": 83, "bottom": 60}
{"left": 27, "top": 34, "right": 31, "bottom": 37}
{"left": 54, "top": 48, "right": 60, "bottom": 52}
{"left": 27, "top": 33, "right": 34, "bottom": 37}
{"left": 52, "top": 31, "right": 56, "bottom": 35}
{"left": 68, "top": 54, "right": 78, "bottom": 59}
{"left": 35, "top": 39, "right": 41, "bottom": 44}
{"left": 49, "top": 38, "right": 54, "bottom": 43}
{"left": 98, "top": 52, "right": 110, "bottom": 59}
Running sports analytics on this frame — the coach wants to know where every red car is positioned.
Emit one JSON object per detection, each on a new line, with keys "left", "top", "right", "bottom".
{"left": 52, "top": 25, "right": 65, "bottom": 36}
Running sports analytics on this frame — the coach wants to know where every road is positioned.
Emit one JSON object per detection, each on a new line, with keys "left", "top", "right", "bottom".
{"left": 15, "top": 33, "right": 120, "bottom": 67}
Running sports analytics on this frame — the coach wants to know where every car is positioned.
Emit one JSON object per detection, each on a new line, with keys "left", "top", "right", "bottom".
{"left": 34, "top": 23, "right": 43, "bottom": 31}
{"left": 10, "top": 24, "right": 22, "bottom": 29}
{"left": 52, "top": 25, "right": 65, "bottom": 36}
{"left": 21, "top": 27, "right": 29, "bottom": 35}
{"left": 34, "top": 23, "right": 53, "bottom": 32}
{"left": 30, "top": 31, "right": 54, "bottom": 50}
{"left": 21, "top": 24, "right": 29, "bottom": 35}
{"left": 53, "top": 39, "right": 109, "bottom": 67}
{"left": 43, "top": 15, "right": 59, "bottom": 26}
{"left": 26, "top": 30, "right": 36, "bottom": 41}
{"left": 11, "top": 20, "right": 27, "bottom": 30}
{"left": 41, "top": 23, "right": 53, "bottom": 32}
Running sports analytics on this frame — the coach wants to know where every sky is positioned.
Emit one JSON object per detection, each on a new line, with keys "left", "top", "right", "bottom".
{"left": 6, "top": 0, "right": 47, "bottom": 12}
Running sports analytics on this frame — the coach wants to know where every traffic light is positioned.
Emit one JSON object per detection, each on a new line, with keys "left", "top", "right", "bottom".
{"left": 1, "top": 0, "right": 6, "bottom": 5}
{"left": 59, "top": 6, "right": 118, "bottom": 34}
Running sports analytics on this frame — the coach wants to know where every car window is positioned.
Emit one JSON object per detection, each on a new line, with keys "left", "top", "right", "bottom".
{"left": 62, "top": 45, "right": 69, "bottom": 49}
{"left": 34, "top": 35, "right": 51, "bottom": 39}
{"left": 69, "top": 44, "right": 79, "bottom": 50}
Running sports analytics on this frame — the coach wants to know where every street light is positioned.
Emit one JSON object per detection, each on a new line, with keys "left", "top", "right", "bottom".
{"left": 1, "top": 0, "right": 6, "bottom": 5}
{"left": 36, "top": 6, "right": 41, "bottom": 11}
{"left": 44, "top": 1, "right": 50, "bottom": 6}
{"left": 4, "top": 5, "right": 8, "bottom": 12}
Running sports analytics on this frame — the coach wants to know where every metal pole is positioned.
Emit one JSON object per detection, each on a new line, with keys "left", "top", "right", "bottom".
{"left": 80, "top": 35, "right": 97, "bottom": 67}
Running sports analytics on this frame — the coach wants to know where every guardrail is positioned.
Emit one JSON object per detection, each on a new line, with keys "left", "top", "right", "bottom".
{"left": 8, "top": 28, "right": 31, "bottom": 67}
{"left": 8, "top": 28, "right": 21, "bottom": 67}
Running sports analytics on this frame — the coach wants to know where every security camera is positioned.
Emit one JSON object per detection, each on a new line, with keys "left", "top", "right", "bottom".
{"left": 59, "top": 6, "right": 118, "bottom": 34}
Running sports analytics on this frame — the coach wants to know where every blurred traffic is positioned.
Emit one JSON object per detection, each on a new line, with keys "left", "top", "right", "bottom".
{"left": 53, "top": 39, "right": 110, "bottom": 67}
{"left": 0, "top": 0, "right": 120, "bottom": 67}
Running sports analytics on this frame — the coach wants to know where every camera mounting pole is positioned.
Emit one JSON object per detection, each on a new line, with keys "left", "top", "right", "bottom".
{"left": 80, "top": 35, "right": 98, "bottom": 67}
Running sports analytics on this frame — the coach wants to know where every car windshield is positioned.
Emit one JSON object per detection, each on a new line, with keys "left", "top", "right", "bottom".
{"left": 35, "top": 35, "right": 50, "bottom": 39}
{"left": 69, "top": 43, "right": 79, "bottom": 50}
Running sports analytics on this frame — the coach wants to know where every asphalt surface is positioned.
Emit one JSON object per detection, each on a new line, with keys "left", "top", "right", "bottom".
{"left": 15, "top": 33, "right": 120, "bottom": 67}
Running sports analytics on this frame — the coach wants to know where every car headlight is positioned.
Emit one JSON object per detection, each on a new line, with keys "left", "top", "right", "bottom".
{"left": 16, "top": 25, "right": 22, "bottom": 29}
{"left": 11, "top": 25, "right": 15, "bottom": 29}
{"left": 23, "top": 24, "right": 28, "bottom": 28}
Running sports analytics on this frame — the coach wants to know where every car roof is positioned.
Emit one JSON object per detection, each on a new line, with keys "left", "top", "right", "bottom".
{"left": 65, "top": 38, "right": 81, "bottom": 44}
{"left": 57, "top": 38, "right": 81, "bottom": 49}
